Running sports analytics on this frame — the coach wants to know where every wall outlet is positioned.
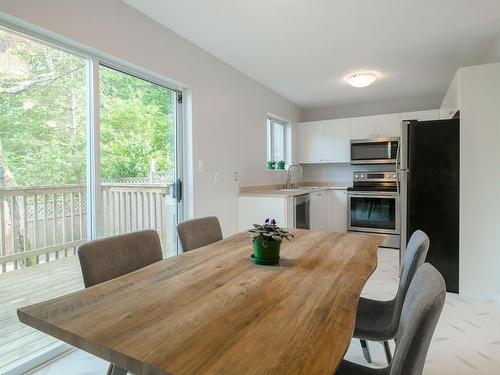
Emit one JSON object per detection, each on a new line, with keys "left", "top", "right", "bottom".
{"left": 233, "top": 171, "right": 239, "bottom": 181}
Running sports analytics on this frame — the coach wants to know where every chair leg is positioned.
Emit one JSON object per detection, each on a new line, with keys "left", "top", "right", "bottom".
{"left": 383, "top": 340, "right": 392, "bottom": 364}
{"left": 360, "top": 339, "right": 372, "bottom": 363}
{"left": 107, "top": 364, "right": 127, "bottom": 375}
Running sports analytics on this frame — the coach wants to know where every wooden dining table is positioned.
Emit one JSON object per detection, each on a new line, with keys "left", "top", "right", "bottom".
{"left": 18, "top": 229, "right": 382, "bottom": 375}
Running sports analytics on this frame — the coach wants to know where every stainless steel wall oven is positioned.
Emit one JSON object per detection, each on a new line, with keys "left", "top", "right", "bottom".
{"left": 347, "top": 172, "right": 400, "bottom": 248}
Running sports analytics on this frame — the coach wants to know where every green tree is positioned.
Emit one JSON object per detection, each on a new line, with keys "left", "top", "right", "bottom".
{"left": 0, "top": 29, "right": 176, "bottom": 189}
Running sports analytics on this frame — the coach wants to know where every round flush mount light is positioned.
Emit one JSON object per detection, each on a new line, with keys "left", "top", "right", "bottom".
{"left": 345, "top": 73, "right": 377, "bottom": 88}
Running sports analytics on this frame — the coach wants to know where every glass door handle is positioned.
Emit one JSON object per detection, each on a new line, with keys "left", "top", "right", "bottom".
{"left": 172, "top": 179, "right": 182, "bottom": 202}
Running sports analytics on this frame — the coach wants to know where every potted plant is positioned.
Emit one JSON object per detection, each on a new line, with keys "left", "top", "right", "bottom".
{"left": 266, "top": 161, "right": 276, "bottom": 169}
{"left": 276, "top": 160, "right": 286, "bottom": 170}
{"left": 248, "top": 219, "right": 294, "bottom": 265}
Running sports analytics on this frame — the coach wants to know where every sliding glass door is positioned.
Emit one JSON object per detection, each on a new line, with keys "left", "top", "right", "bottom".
{"left": 0, "top": 25, "right": 183, "bottom": 373}
{"left": 0, "top": 26, "right": 88, "bottom": 372}
{"left": 99, "top": 65, "right": 181, "bottom": 257}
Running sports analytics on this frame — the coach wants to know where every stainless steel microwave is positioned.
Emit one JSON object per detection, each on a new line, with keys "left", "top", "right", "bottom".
{"left": 350, "top": 137, "right": 399, "bottom": 165}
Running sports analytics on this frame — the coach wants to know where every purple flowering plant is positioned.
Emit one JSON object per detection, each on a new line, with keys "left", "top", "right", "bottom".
{"left": 248, "top": 218, "right": 294, "bottom": 248}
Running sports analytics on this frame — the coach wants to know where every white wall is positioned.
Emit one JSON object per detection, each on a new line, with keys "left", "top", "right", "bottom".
{"left": 301, "top": 94, "right": 444, "bottom": 122}
{"left": 457, "top": 63, "right": 500, "bottom": 300}
{"left": 0, "top": 0, "right": 301, "bottom": 236}
{"left": 479, "top": 28, "right": 500, "bottom": 64}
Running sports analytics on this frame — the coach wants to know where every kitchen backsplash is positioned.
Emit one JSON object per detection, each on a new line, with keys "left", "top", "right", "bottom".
{"left": 301, "top": 163, "right": 395, "bottom": 182}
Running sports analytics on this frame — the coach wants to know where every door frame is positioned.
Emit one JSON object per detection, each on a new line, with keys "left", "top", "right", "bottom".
{"left": 0, "top": 17, "right": 187, "bottom": 375}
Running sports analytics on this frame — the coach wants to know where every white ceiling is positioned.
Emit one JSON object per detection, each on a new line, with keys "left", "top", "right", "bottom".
{"left": 124, "top": 0, "right": 500, "bottom": 108}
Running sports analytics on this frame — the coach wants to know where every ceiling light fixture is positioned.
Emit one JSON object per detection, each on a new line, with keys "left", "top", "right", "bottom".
{"left": 345, "top": 73, "right": 377, "bottom": 88}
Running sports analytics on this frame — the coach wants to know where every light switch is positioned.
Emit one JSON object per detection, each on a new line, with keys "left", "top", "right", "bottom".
{"left": 214, "top": 171, "right": 220, "bottom": 183}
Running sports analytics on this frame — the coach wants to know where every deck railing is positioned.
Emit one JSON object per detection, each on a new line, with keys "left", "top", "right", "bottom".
{"left": 0, "top": 183, "right": 175, "bottom": 273}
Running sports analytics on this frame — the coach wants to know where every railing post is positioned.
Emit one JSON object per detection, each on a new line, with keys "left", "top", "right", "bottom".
{"left": 0, "top": 198, "right": 6, "bottom": 272}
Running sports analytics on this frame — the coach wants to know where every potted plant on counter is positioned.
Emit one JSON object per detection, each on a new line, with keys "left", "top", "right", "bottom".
{"left": 248, "top": 219, "right": 294, "bottom": 265}
{"left": 276, "top": 160, "right": 286, "bottom": 170}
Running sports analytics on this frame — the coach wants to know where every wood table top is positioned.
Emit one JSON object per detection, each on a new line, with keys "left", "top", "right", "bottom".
{"left": 18, "top": 230, "right": 381, "bottom": 375}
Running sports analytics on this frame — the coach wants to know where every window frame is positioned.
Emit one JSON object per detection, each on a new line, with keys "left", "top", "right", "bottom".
{"left": 267, "top": 115, "right": 287, "bottom": 163}
{"left": 0, "top": 19, "right": 186, "bottom": 375}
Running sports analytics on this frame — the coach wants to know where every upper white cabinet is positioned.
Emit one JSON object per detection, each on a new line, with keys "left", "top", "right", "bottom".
{"left": 350, "top": 114, "right": 400, "bottom": 139}
{"left": 440, "top": 73, "right": 459, "bottom": 119}
{"left": 298, "top": 119, "right": 350, "bottom": 163}
{"left": 373, "top": 113, "right": 401, "bottom": 137}
{"left": 350, "top": 116, "right": 374, "bottom": 139}
{"left": 298, "top": 109, "right": 439, "bottom": 164}
{"left": 324, "top": 119, "right": 350, "bottom": 163}
{"left": 298, "top": 121, "right": 324, "bottom": 163}
{"left": 400, "top": 109, "right": 440, "bottom": 122}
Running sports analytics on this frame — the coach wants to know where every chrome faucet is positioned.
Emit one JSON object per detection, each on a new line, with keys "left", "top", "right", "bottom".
{"left": 285, "top": 163, "right": 303, "bottom": 189}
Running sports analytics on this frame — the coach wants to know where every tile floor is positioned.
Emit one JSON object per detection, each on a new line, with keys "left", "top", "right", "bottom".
{"left": 28, "top": 249, "right": 500, "bottom": 375}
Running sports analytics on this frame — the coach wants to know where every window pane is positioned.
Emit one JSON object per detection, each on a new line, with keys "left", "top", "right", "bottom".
{"left": 0, "top": 27, "right": 87, "bottom": 371}
{"left": 272, "top": 121, "right": 284, "bottom": 162}
{"left": 266, "top": 118, "right": 272, "bottom": 161}
{"left": 99, "top": 65, "right": 178, "bottom": 257}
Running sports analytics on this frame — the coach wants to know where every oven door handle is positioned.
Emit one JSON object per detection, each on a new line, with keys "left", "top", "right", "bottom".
{"left": 348, "top": 193, "right": 399, "bottom": 199}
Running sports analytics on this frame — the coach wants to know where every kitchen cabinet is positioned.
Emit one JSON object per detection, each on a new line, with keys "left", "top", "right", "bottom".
{"left": 298, "top": 119, "right": 350, "bottom": 163}
{"left": 324, "top": 119, "right": 350, "bottom": 163}
{"left": 238, "top": 196, "right": 294, "bottom": 231}
{"left": 310, "top": 190, "right": 330, "bottom": 231}
{"left": 298, "top": 109, "right": 440, "bottom": 165}
{"left": 440, "top": 73, "right": 459, "bottom": 119}
{"left": 350, "top": 116, "right": 374, "bottom": 139}
{"left": 298, "top": 121, "right": 324, "bottom": 163}
{"left": 373, "top": 113, "right": 400, "bottom": 137}
{"left": 400, "top": 109, "right": 440, "bottom": 122}
{"left": 331, "top": 189, "right": 348, "bottom": 233}
{"left": 351, "top": 114, "right": 400, "bottom": 139}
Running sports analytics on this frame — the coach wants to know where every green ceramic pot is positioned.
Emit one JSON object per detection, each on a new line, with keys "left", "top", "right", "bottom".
{"left": 252, "top": 239, "right": 281, "bottom": 265}
{"left": 276, "top": 161, "right": 286, "bottom": 170}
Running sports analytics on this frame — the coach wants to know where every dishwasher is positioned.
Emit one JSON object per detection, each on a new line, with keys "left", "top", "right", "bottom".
{"left": 293, "top": 194, "right": 310, "bottom": 229}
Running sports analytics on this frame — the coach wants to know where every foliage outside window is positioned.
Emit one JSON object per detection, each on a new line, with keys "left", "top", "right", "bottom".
{"left": 0, "top": 28, "right": 176, "bottom": 189}
{"left": 266, "top": 116, "right": 287, "bottom": 163}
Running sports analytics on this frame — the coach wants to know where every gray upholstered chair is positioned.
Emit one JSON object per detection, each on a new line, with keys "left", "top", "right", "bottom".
{"left": 78, "top": 230, "right": 163, "bottom": 375}
{"left": 335, "top": 263, "right": 446, "bottom": 375}
{"left": 356, "top": 230, "right": 430, "bottom": 363}
{"left": 176, "top": 216, "right": 223, "bottom": 252}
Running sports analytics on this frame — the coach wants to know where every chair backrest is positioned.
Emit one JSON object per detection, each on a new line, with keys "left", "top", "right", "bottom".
{"left": 390, "top": 263, "right": 446, "bottom": 375}
{"left": 78, "top": 230, "right": 163, "bottom": 288}
{"left": 393, "top": 230, "right": 430, "bottom": 323}
{"left": 177, "top": 216, "right": 223, "bottom": 252}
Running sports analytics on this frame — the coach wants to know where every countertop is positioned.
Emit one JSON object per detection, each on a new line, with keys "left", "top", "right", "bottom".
{"left": 239, "top": 181, "right": 352, "bottom": 198}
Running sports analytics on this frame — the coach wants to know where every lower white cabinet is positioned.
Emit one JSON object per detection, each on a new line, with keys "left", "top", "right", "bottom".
{"left": 331, "top": 189, "right": 348, "bottom": 233}
{"left": 238, "top": 196, "right": 294, "bottom": 231}
{"left": 310, "top": 191, "right": 331, "bottom": 231}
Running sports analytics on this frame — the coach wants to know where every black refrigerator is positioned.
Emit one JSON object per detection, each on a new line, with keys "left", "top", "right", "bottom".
{"left": 398, "top": 118, "right": 459, "bottom": 293}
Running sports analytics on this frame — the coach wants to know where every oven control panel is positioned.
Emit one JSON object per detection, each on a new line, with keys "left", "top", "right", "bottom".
{"left": 353, "top": 171, "right": 397, "bottom": 182}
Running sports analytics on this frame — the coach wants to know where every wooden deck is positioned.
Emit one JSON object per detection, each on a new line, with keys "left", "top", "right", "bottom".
{"left": 0, "top": 255, "right": 84, "bottom": 371}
